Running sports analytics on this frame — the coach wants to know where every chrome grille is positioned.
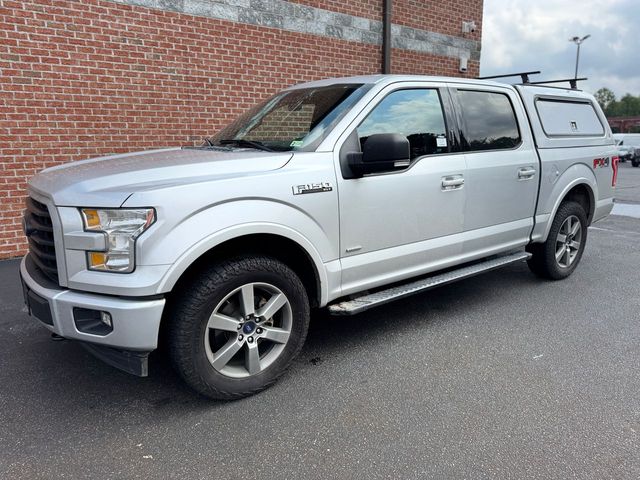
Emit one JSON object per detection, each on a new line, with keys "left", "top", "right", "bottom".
{"left": 24, "top": 197, "right": 59, "bottom": 285}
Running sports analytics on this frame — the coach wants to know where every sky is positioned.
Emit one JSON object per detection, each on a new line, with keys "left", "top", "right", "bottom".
{"left": 481, "top": 0, "right": 640, "bottom": 99}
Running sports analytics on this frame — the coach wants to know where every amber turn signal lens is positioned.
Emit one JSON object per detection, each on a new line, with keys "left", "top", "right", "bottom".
{"left": 82, "top": 209, "right": 101, "bottom": 229}
{"left": 88, "top": 251, "right": 106, "bottom": 268}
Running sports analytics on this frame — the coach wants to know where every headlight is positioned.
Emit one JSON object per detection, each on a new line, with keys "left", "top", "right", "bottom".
{"left": 80, "top": 208, "right": 155, "bottom": 273}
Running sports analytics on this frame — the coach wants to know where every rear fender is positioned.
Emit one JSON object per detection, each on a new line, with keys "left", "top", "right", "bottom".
{"left": 531, "top": 163, "right": 597, "bottom": 242}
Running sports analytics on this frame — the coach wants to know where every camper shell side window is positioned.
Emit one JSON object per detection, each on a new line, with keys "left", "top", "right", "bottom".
{"left": 535, "top": 98, "right": 605, "bottom": 138}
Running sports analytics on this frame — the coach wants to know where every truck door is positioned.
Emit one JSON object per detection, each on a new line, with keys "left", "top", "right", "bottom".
{"left": 335, "top": 84, "right": 466, "bottom": 296}
{"left": 450, "top": 86, "right": 539, "bottom": 254}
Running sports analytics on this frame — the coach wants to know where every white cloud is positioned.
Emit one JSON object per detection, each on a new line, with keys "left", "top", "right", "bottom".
{"left": 481, "top": 0, "right": 640, "bottom": 98}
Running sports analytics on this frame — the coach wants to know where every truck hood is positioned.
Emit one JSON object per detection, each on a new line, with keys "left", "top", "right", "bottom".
{"left": 29, "top": 148, "right": 293, "bottom": 207}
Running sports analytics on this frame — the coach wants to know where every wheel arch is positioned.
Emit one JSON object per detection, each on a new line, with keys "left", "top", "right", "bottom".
{"left": 530, "top": 161, "right": 598, "bottom": 243}
{"left": 562, "top": 183, "right": 594, "bottom": 224}
{"left": 540, "top": 177, "right": 596, "bottom": 242}
{"left": 158, "top": 225, "right": 328, "bottom": 308}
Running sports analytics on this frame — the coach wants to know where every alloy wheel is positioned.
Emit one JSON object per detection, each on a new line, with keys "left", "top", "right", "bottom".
{"left": 203, "top": 282, "right": 292, "bottom": 378}
{"left": 555, "top": 215, "right": 582, "bottom": 268}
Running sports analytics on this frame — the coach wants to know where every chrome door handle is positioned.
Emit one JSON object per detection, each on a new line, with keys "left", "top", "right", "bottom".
{"left": 518, "top": 167, "right": 536, "bottom": 179}
{"left": 442, "top": 175, "right": 464, "bottom": 190}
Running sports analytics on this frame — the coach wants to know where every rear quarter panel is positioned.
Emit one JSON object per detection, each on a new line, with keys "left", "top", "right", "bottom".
{"left": 516, "top": 85, "right": 616, "bottom": 241}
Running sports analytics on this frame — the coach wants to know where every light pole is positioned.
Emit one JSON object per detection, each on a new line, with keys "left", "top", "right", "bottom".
{"left": 569, "top": 34, "right": 591, "bottom": 79}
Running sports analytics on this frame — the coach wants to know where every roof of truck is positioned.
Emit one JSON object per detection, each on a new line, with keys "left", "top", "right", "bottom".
{"left": 288, "top": 75, "right": 600, "bottom": 106}
{"left": 287, "top": 74, "right": 511, "bottom": 91}
{"left": 289, "top": 75, "right": 597, "bottom": 99}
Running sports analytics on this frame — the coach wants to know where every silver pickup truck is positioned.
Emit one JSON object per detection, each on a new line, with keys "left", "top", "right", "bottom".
{"left": 20, "top": 75, "right": 618, "bottom": 399}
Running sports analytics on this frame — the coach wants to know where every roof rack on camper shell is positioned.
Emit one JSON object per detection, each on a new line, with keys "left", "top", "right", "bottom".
{"left": 477, "top": 71, "right": 541, "bottom": 83}
{"left": 527, "top": 77, "right": 588, "bottom": 90}
{"left": 477, "top": 71, "right": 588, "bottom": 90}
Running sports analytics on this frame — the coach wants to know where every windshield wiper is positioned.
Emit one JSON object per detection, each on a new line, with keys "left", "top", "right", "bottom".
{"left": 183, "top": 138, "right": 232, "bottom": 151}
{"left": 217, "top": 139, "right": 274, "bottom": 152}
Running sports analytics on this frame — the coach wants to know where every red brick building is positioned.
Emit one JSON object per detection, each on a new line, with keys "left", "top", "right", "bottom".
{"left": 1, "top": 0, "right": 483, "bottom": 258}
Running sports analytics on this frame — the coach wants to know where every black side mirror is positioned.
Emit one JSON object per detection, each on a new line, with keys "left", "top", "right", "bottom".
{"left": 348, "top": 133, "right": 411, "bottom": 177}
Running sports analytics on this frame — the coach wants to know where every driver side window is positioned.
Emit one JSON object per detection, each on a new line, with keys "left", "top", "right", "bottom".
{"left": 358, "top": 89, "right": 448, "bottom": 159}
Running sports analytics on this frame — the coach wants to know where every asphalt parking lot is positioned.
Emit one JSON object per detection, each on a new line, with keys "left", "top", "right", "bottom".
{"left": 1, "top": 164, "right": 639, "bottom": 479}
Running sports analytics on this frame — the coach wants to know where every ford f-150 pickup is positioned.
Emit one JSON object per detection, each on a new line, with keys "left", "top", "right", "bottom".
{"left": 20, "top": 75, "right": 618, "bottom": 399}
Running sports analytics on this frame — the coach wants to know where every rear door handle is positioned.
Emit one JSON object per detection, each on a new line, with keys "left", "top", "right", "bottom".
{"left": 442, "top": 175, "right": 464, "bottom": 190}
{"left": 518, "top": 167, "right": 536, "bottom": 180}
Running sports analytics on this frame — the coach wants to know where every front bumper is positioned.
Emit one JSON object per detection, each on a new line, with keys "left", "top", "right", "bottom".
{"left": 20, "top": 254, "right": 165, "bottom": 361}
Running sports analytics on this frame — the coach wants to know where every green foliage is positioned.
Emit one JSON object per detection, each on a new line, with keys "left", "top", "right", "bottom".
{"left": 609, "top": 94, "right": 640, "bottom": 117}
{"left": 594, "top": 88, "right": 615, "bottom": 110}
{"left": 596, "top": 88, "right": 640, "bottom": 117}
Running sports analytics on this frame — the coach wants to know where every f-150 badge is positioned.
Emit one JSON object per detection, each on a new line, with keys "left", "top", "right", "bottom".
{"left": 292, "top": 182, "right": 333, "bottom": 195}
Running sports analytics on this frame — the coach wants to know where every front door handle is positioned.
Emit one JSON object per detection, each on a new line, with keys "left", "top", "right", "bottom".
{"left": 442, "top": 175, "right": 464, "bottom": 190}
{"left": 518, "top": 167, "right": 536, "bottom": 180}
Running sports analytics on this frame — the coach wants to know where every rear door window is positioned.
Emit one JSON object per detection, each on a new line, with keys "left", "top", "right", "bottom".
{"left": 457, "top": 90, "right": 521, "bottom": 151}
{"left": 536, "top": 99, "right": 604, "bottom": 137}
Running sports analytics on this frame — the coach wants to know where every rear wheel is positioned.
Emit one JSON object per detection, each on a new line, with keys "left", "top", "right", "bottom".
{"left": 527, "top": 201, "right": 587, "bottom": 280}
{"left": 167, "top": 255, "right": 310, "bottom": 400}
{"left": 632, "top": 158, "right": 639, "bottom": 167}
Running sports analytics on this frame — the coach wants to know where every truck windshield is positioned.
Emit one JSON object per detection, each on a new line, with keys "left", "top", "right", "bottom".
{"left": 208, "top": 84, "right": 369, "bottom": 152}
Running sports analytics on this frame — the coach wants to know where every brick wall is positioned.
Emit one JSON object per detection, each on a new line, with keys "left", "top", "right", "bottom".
{"left": 392, "top": 48, "right": 479, "bottom": 76}
{"left": 0, "top": 0, "right": 482, "bottom": 258}
{"left": 288, "top": 0, "right": 382, "bottom": 20}
{"left": 394, "top": 0, "right": 483, "bottom": 39}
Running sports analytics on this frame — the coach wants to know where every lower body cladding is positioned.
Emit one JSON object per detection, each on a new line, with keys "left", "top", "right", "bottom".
{"left": 19, "top": 255, "right": 165, "bottom": 376}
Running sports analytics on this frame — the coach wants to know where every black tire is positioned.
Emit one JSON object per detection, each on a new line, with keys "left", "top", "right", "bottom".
{"left": 526, "top": 201, "right": 588, "bottom": 280}
{"left": 166, "top": 255, "right": 310, "bottom": 400}
{"left": 632, "top": 159, "right": 639, "bottom": 167}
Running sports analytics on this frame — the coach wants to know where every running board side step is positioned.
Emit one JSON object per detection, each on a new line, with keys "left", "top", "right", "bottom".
{"left": 328, "top": 251, "right": 531, "bottom": 316}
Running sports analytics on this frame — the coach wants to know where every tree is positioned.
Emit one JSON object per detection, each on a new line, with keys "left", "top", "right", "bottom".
{"left": 617, "top": 94, "right": 640, "bottom": 116}
{"left": 594, "top": 87, "right": 616, "bottom": 111}
{"left": 596, "top": 89, "right": 640, "bottom": 117}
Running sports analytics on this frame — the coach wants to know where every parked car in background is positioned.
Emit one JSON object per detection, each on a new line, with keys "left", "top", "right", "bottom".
{"left": 614, "top": 133, "right": 640, "bottom": 166}
{"left": 616, "top": 144, "right": 634, "bottom": 162}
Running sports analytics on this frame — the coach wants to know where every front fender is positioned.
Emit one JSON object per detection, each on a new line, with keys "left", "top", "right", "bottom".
{"left": 157, "top": 222, "right": 334, "bottom": 305}
{"left": 136, "top": 199, "right": 339, "bottom": 306}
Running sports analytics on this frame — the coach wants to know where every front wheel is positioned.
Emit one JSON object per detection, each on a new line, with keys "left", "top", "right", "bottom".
{"left": 527, "top": 201, "right": 588, "bottom": 280}
{"left": 632, "top": 158, "right": 639, "bottom": 167}
{"left": 167, "top": 256, "right": 310, "bottom": 400}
